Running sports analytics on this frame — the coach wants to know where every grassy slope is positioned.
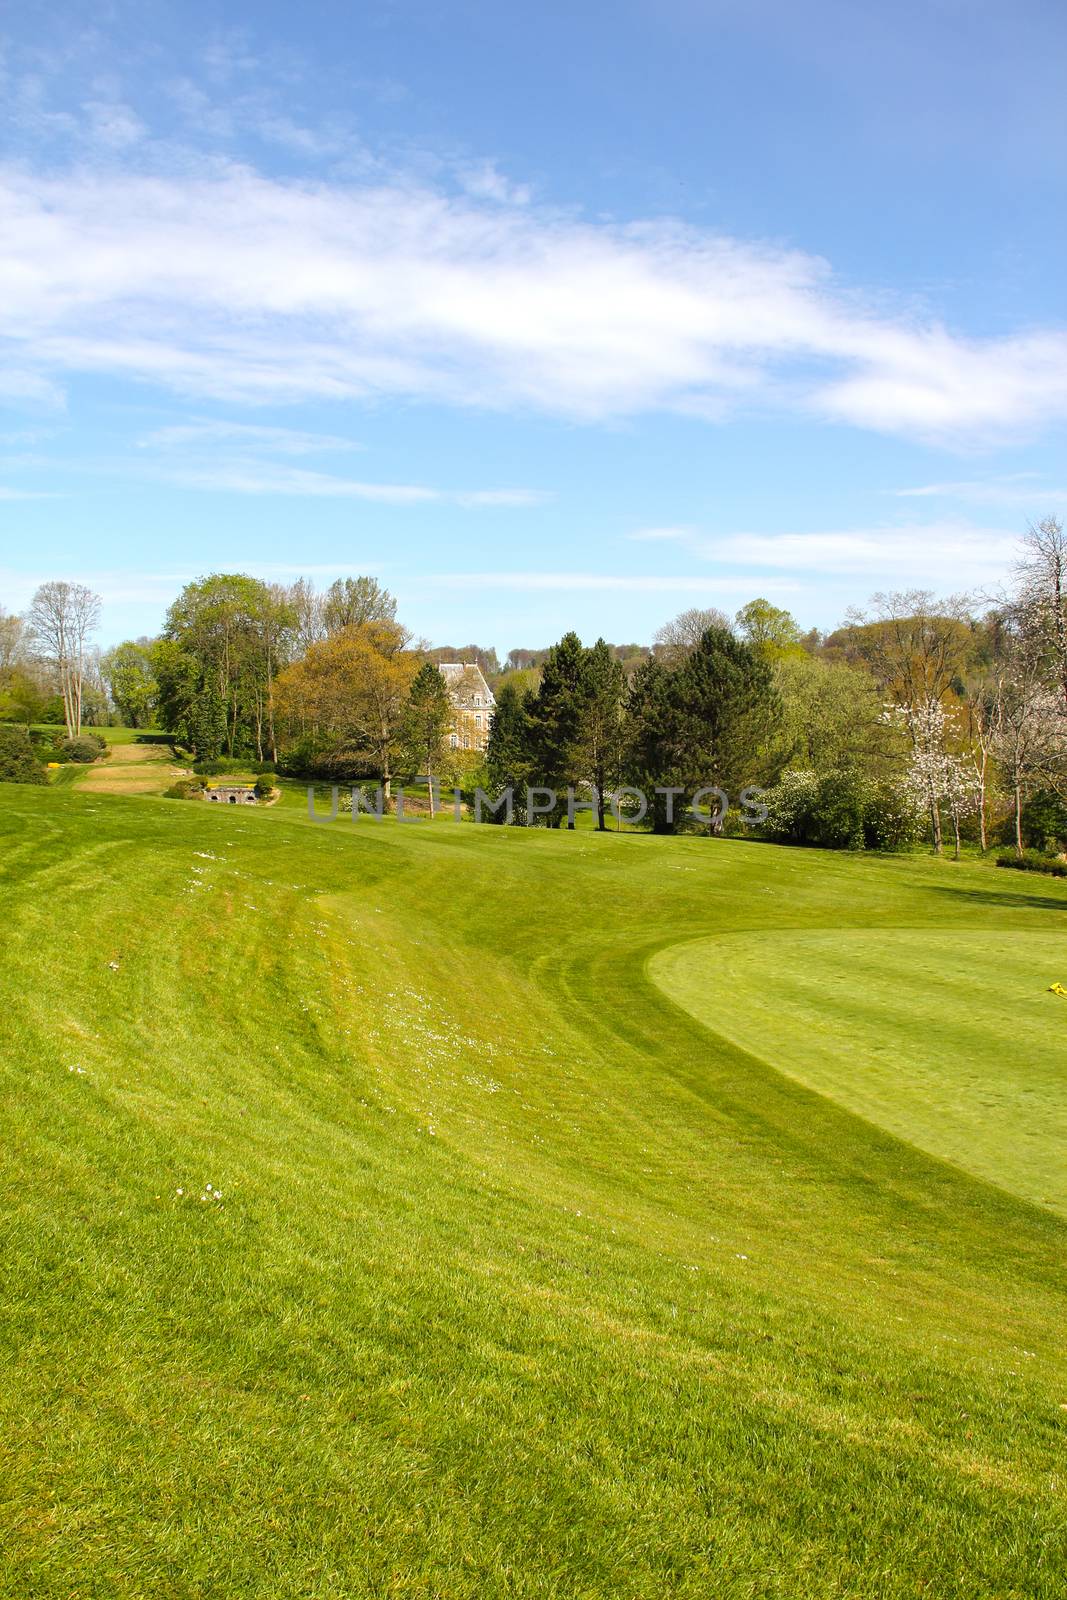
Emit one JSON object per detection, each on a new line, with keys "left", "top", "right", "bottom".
{"left": 0, "top": 784, "right": 1065, "bottom": 1599}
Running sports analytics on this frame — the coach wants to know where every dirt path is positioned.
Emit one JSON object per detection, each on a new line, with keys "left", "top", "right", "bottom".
{"left": 77, "top": 739, "right": 188, "bottom": 796}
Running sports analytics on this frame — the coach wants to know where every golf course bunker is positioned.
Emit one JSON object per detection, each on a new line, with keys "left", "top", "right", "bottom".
{"left": 650, "top": 927, "right": 1067, "bottom": 1217}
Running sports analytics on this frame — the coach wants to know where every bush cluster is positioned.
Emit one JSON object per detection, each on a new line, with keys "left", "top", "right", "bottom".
{"left": 1012, "top": 790, "right": 1067, "bottom": 853}
{"left": 761, "top": 769, "right": 925, "bottom": 852}
{"left": 0, "top": 725, "right": 48, "bottom": 785}
{"left": 192, "top": 757, "right": 276, "bottom": 776}
{"left": 163, "top": 778, "right": 206, "bottom": 800}
{"left": 995, "top": 849, "right": 1067, "bottom": 878}
{"left": 60, "top": 733, "right": 108, "bottom": 763}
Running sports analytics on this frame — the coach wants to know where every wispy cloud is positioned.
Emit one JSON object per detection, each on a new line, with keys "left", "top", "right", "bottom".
{"left": 709, "top": 524, "right": 1017, "bottom": 581}
{"left": 424, "top": 572, "right": 797, "bottom": 594}
{"left": 139, "top": 419, "right": 364, "bottom": 455}
{"left": 455, "top": 160, "right": 532, "bottom": 207}
{"left": 622, "top": 519, "right": 1021, "bottom": 584}
{"left": 0, "top": 567, "right": 198, "bottom": 609}
{"left": 892, "top": 476, "right": 1066, "bottom": 508}
{"left": 626, "top": 525, "right": 694, "bottom": 542}
{"left": 150, "top": 460, "right": 546, "bottom": 506}
{"left": 2, "top": 154, "right": 1065, "bottom": 443}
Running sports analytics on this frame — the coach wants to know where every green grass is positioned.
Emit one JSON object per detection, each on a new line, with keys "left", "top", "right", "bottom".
{"left": 652, "top": 927, "right": 1067, "bottom": 1215}
{"left": 1, "top": 783, "right": 1065, "bottom": 1598}
{"left": 24, "top": 723, "right": 159, "bottom": 746}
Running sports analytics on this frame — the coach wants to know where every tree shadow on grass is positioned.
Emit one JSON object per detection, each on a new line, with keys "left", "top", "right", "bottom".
{"left": 930, "top": 884, "right": 1067, "bottom": 911}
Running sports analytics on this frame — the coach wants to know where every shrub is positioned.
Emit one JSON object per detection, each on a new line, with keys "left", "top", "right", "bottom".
{"left": 163, "top": 779, "right": 205, "bottom": 800}
{"left": 996, "top": 849, "right": 1067, "bottom": 878}
{"left": 276, "top": 740, "right": 376, "bottom": 782}
{"left": 60, "top": 735, "right": 105, "bottom": 764}
{"left": 192, "top": 758, "right": 227, "bottom": 776}
{"left": 253, "top": 775, "right": 274, "bottom": 799}
{"left": 862, "top": 778, "right": 926, "bottom": 851}
{"left": 762, "top": 770, "right": 819, "bottom": 843}
{"left": 762, "top": 768, "right": 923, "bottom": 852}
{"left": 762, "top": 769, "right": 864, "bottom": 849}
{"left": 1018, "top": 790, "right": 1067, "bottom": 852}
{"left": 0, "top": 725, "right": 48, "bottom": 784}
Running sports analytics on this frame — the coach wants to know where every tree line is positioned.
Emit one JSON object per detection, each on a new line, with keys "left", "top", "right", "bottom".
{"left": 3, "top": 518, "right": 1067, "bottom": 856}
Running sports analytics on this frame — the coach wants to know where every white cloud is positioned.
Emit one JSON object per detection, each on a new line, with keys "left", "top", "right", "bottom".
{"left": 0, "top": 563, "right": 785, "bottom": 614}
{"left": 82, "top": 99, "right": 146, "bottom": 150}
{"left": 627, "top": 525, "right": 694, "bottom": 542}
{"left": 892, "top": 476, "right": 1066, "bottom": 508}
{"left": 150, "top": 460, "right": 545, "bottom": 506}
{"left": 455, "top": 160, "right": 532, "bottom": 207}
{"left": 2, "top": 158, "right": 1065, "bottom": 441}
{"left": 0, "top": 367, "right": 66, "bottom": 409}
{"left": 425, "top": 572, "right": 797, "bottom": 594}
{"left": 707, "top": 523, "right": 1018, "bottom": 582}
{"left": 0, "top": 567, "right": 198, "bottom": 609}
{"left": 139, "top": 419, "right": 364, "bottom": 454}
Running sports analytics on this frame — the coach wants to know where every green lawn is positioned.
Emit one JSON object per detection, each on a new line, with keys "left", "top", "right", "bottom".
{"left": 28, "top": 723, "right": 160, "bottom": 746}
{"left": 652, "top": 927, "right": 1067, "bottom": 1216}
{"left": 1, "top": 783, "right": 1065, "bottom": 1598}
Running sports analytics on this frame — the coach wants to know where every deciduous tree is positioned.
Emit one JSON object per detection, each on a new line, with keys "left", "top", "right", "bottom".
{"left": 101, "top": 639, "right": 159, "bottom": 728}
{"left": 27, "top": 581, "right": 101, "bottom": 737}
{"left": 322, "top": 576, "right": 397, "bottom": 634}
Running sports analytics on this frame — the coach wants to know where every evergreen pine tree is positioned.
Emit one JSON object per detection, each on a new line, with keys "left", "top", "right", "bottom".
{"left": 528, "top": 632, "right": 592, "bottom": 826}
{"left": 401, "top": 663, "right": 452, "bottom": 815}
{"left": 623, "top": 656, "right": 691, "bottom": 833}
{"left": 579, "top": 638, "right": 624, "bottom": 830}
{"left": 678, "top": 626, "right": 778, "bottom": 830}
{"left": 485, "top": 680, "right": 532, "bottom": 823}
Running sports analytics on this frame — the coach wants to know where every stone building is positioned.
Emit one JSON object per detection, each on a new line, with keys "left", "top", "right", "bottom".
{"left": 438, "top": 663, "right": 495, "bottom": 753}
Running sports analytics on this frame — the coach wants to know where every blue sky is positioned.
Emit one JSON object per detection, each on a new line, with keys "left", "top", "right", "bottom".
{"left": 2, "top": 0, "right": 1065, "bottom": 651}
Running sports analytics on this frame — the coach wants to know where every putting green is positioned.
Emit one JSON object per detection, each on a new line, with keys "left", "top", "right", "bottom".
{"left": 650, "top": 927, "right": 1067, "bottom": 1216}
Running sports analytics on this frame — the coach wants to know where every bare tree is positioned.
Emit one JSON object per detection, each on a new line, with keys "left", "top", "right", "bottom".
{"left": 991, "top": 637, "right": 1067, "bottom": 855}
{"left": 1013, "top": 516, "right": 1067, "bottom": 714}
{"left": 959, "top": 682, "right": 996, "bottom": 852}
{"left": 0, "top": 608, "right": 30, "bottom": 674}
{"left": 28, "top": 581, "right": 101, "bottom": 737}
{"left": 652, "top": 606, "right": 732, "bottom": 664}
{"left": 287, "top": 578, "right": 325, "bottom": 657}
{"left": 843, "top": 590, "right": 975, "bottom": 706}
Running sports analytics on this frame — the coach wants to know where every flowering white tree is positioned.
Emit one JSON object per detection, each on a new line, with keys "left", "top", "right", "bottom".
{"left": 1013, "top": 517, "right": 1067, "bottom": 715}
{"left": 991, "top": 661, "right": 1067, "bottom": 856}
{"left": 896, "top": 700, "right": 981, "bottom": 858}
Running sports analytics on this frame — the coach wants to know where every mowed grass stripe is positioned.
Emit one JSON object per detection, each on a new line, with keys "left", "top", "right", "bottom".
{"left": 0, "top": 783, "right": 1065, "bottom": 1598}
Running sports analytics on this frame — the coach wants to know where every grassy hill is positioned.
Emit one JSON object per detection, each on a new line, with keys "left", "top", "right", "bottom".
{"left": 1, "top": 778, "right": 1065, "bottom": 1597}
